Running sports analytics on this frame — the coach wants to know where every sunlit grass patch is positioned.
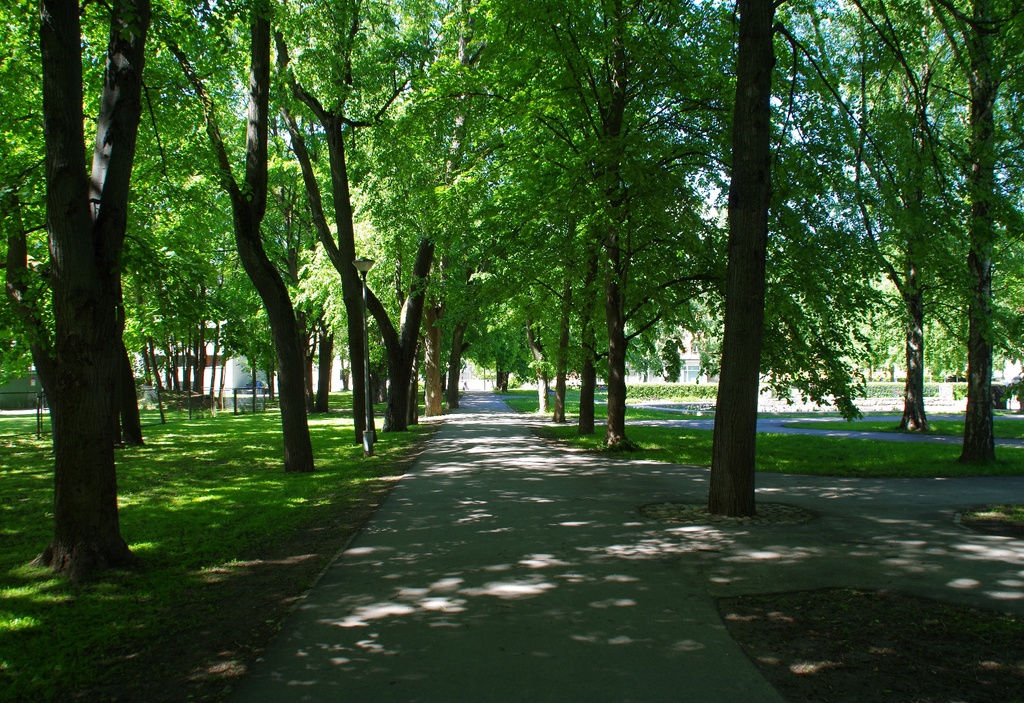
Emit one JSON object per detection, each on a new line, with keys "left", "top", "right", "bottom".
{"left": 532, "top": 421, "right": 1024, "bottom": 478}
{"left": 0, "top": 408, "right": 434, "bottom": 701}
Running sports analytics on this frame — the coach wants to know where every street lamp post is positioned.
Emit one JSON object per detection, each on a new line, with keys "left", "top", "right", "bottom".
{"left": 353, "top": 257, "right": 375, "bottom": 456}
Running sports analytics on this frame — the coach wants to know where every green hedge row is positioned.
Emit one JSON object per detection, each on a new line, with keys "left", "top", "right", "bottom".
{"left": 626, "top": 383, "right": 718, "bottom": 402}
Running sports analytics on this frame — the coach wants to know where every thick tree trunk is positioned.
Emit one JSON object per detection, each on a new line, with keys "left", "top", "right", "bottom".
{"left": 408, "top": 346, "right": 420, "bottom": 426}
{"left": 601, "top": 3, "right": 629, "bottom": 449}
{"left": 900, "top": 280, "right": 928, "bottom": 431}
{"left": 315, "top": 328, "right": 333, "bottom": 413}
{"left": 423, "top": 306, "right": 444, "bottom": 416}
{"left": 372, "top": 238, "right": 434, "bottom": 432}
{"left": 445, "top": 322, "right": 469, "bottom": 410}
{"left": 959, "top": 0, "right": 997, "bottom": 464}
{"left": 34, "top": 0, "right": 150, "bottom": 580}
{"left": 708, "top": 0, "right": 775, "bottom": 517}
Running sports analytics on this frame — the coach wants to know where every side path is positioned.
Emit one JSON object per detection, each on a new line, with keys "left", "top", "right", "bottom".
{"left": 631, "top": 411, "right": 1024, "bottom": 447}
{"left": 230, "top": 393, "right": 1024, "bottom": 702}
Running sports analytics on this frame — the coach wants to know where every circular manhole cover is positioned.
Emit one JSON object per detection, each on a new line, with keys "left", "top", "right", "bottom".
{"left": 640, "top": 502, "right": 816, "bottom": 526}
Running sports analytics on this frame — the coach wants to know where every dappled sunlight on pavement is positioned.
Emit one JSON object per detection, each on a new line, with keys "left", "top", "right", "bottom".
{"left": 230, "top": 392, "right": 1024, "bottom": 703}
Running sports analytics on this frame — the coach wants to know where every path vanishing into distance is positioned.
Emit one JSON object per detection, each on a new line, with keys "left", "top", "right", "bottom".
{"left": 230, "top": 392, "right": 1024, "bottom": 702}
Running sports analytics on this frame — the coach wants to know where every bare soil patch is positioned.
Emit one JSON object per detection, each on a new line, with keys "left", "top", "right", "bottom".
{"left": 721, "top": 588, "right": 1024, "bottom": 703}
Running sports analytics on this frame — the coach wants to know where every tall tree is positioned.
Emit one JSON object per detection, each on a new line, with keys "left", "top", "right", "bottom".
{"left": 708, "top": 0, "right": 776, "bottom": 517}
{"left": 933, "top": 0, "right": 1002, "bottom": 463}
{"left": 33, "top": 0, "right": 151, "bottom": 579}
{"left": 173, "top": 0, "right": 314, "bottom": 473}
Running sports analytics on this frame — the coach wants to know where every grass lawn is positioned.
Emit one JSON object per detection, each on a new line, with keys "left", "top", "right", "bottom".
{"left": 500, "top": 391, "right": 1024, "bottom": 478}
{"left": 0, "top": 394, "right": 434, "bottom": 702}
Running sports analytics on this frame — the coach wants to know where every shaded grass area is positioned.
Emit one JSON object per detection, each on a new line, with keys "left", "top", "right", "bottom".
{"left": 787, "top": 416, "right": 1024, "bottom": 440}
{"left": 961, "top": 504, "right": 1024, "bottom": 538}
{"left": 721, "top": 588, "right": 1024, "bottom": 703}
{"left": 0, "top": 398, "right": 434, "bottom": 702}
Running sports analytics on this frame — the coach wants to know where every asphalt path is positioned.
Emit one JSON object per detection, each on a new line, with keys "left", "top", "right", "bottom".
{"left": 630, "top": 409, "right": 1024, "bottom": 448}
{"left": 229, "top": 393, "right": 1024, "bottom": 702}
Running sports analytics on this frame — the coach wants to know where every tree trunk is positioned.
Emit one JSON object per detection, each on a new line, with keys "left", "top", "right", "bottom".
{"left": 959, "top": 0, "right": 997, "bottom": 464}
{"left": 34, "top": 0, "right": 151, "bottom": 581}
{"left": 900, "top": 279, "right": 928, "bottom": 431}
{"left": 553, "top": 283, "right": 571, "bottom": 423}
{"left": 175, "top": 4, "right": 313, "bottom": 472}
{"left": 193, "top": 320, "right": 207, "bottom": 394}
{"left": 372, "top": 237, "right": 434, "bottom": 431}
{"left": 604, "top": 269, "right": 628, "bottom": 445}
{"left": 445, "top": 322, "right": 469, "bottom": 410}
{"left": 315, "top": 327, "right": 333, "bottom": 413}
{"left": 600, "top": 3, "right": 629, "bottom": 449}
{"left": 578, "top": 252, "right": 600, "bottom": 436}
{"left": 526, "top": 321, "right": 550, "bottom": 414}
{"left": 209, "top": 321, "right": 220, "bottom": 398}
{"left": 423, "top": 305, "right": 444, "bottom": 416}
{"left": 303, "top": 324, "right": 315, "bottom": 414}
{"left": 708, "top": 0, "right": 775, "bottom": 517}
{"left": 408, "top": 345, "right": 420, "bottom": 426}
{"left": 118, "top": 338, "right": 144, "bottom": 445}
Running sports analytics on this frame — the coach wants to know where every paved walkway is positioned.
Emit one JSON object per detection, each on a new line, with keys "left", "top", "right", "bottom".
{"left": 632, "top": 409, "right": 1024, "bottom": 447}
{"left": 230, "top": 393, "right": 1024, "bottom": 702}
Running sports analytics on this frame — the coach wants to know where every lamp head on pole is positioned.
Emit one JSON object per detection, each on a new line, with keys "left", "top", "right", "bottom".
{"left": 353, "top": 257, "right": 375, "bottom": 275}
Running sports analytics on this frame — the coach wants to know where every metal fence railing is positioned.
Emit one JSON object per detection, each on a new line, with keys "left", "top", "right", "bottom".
{"left": 0, "top": 392, "right": 49, "bottom": 439}
{"left": 0, "top": 386, "right": 273, "bottom": 440}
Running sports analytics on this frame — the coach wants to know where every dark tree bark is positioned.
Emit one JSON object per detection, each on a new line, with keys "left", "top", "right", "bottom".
{"left": 315, "top": 325, "right": 333, "bottom": 413}
{"left": 114, "top": 282, "right": 143, "bottom": 445}
{"left": 423, "top": 305, "right": 445, "bottom": 416}
{"left": 900, "top": 274, "right": 929, "bottom": 431}
{"left": 366, "top": 238, "right": 434, "bottom": 431}
{"left": 33, "top": 0, "right": 151, "bottom": 580}
{"left": 578, "top": 252, "right": 600, "bottom": 436}
{"left": 601, "top": 1, "right": 630, "bottom": 449}
{"left": 276, "top": 35, "right": 410, "bottom": 443}
{"left": 117, "top": 337, "right": 144, "bottom": 445}
{"left": 174, "top": 3, "right": 314, "bottom": 473}
{"left": 958, "top": 0, "right": 997, "bottom": 464}
{"left": 553, "top": 283, "right": 571, "bottom": 423}
{"left": 407, "top": 344, "right": 420, "bottom": 426}
{"left": 445, "top": 321, "right": 469, "bottom": 410}
{"left": 708, "top": 0, "right": 776, "bottom": 517}
{"left": 303, "top": 325, "right": 315, "bottom": 414}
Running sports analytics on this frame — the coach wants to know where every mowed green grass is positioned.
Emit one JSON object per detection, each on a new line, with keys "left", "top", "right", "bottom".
{"left": 0, "top": 394, "right": 430, "bottom": 701}
{"left": 501, "top": 392, "right": 1024, "bottom": 478}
